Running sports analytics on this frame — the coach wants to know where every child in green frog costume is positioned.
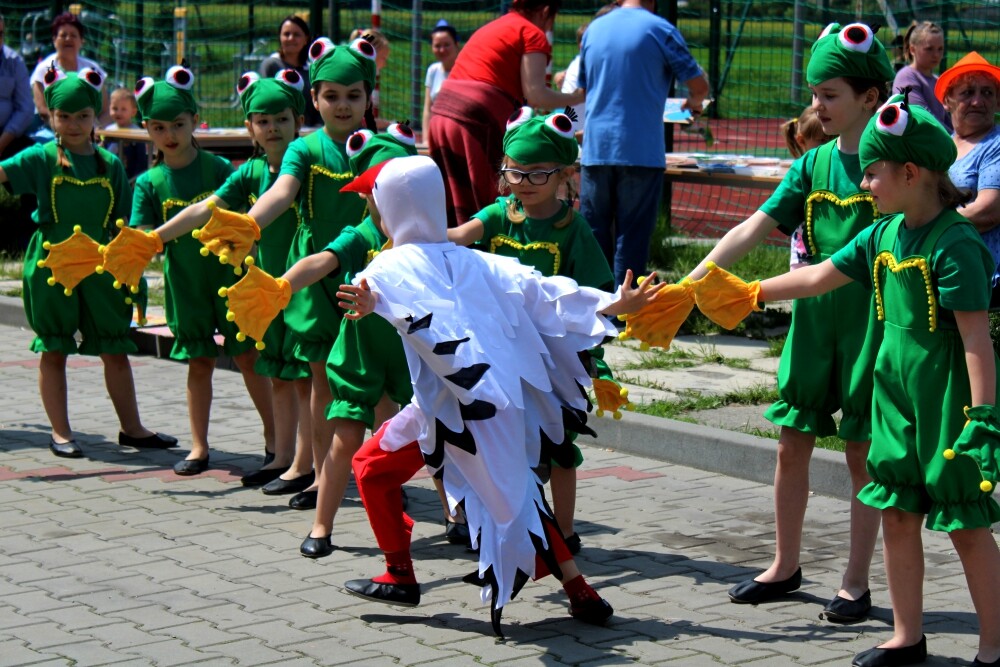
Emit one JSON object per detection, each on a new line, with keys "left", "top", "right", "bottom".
{"left": 687, "top": 23, "right": 893, "bottom": 622}
{"left": 129, "top": 64, "right": 275, "bottom": 475}
{"left": 447, "top": 107, "right": 626, "bottom": 553}
{"left": 0, "top": 67, "right": 175, "bottom": 458}
{"left": 692, "top": 93, "right": 1000, "bottom": 667}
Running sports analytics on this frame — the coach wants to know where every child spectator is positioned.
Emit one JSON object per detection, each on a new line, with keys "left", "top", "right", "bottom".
{"left": 783, "top": 107, "right": 834, "bottom": 269}
{"left": 103, "top": 87, "right": 147, "bottom": 180}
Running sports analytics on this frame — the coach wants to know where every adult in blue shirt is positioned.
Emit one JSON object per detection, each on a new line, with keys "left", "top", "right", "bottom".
{"left": 0, "top": 12, "right": 37, "bottom": 253}
{"left": 578, "top": 0, "right": 708, "bottom": 287}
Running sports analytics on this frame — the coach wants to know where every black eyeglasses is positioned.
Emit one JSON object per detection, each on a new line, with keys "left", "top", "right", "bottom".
{"left": 500, "top": 167, "right": 561, "bottom": 185}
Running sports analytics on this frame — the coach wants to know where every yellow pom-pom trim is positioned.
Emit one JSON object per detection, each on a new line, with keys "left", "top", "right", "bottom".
{"left": 680, "top": 276, "right": 693, "bottom": 286}
{"left": 982, "top": 480, "right": 994, "bottom": 493}
{"left": 218, "top": 287, "right": 229, "bottom": 298}
{"left": 192, "top": 228, "right": 202, "bottom": 239}
{"left": 138, "top": 317, "right": 148, "bottom": 326}
{"left": 98, "top": 245, "right": 106, "bottom": 253}
{"left": 226, "top": 310, "right": 236, "bottom": 322}
{"left": 124, "top": 297, "right": 132, "bottom": 305}
{"left": 638, "top": 275, "right": 646, "bottom": 283}
{"left": 46, "top": 276, "right": 56, "bottom": 286}
{"left": 705, "top": 260, "right": 717, "bottom": 270}
{"left": 245, "top": 256, "right": 254, "bottom": 266}
{"left": 255, "top": 341, "right": 265, "bottom": 351}
{"left": 206, "top": 200, "right": 217, "bottom": 211}
{"left": 115, "top": 219, "right": 125, "bottom": 229}
{"left": 72, "top": 225, "right": 82, "bottom": 233}
{"left": 112, "top": 280, "right": 121, "bottom": 289}
{"left": 63, "top": 288, "right": 72, "bottom": 296}
{"left": 640, "top": 342, "right": 650, "bottom": 351}
{"left": 612, "top": 411, "right": 622, "bottom": 420}
{"left": 617, "top": 331, "right": 628, "bottom": 341}
{"left": 236, "top": 332, "right": 247, "bottom": 342}
{"left": 42, "top": 242, "right": 51, "bottom": 250}
{"left": 37, "top": 259, "right": 46, "bottom": 268}
{"left": 620, "top": 387, "right": 629, "bottom": 399}
{"left": 199, "top": 246, "right": 210, "bottom": 256}
{"left": 596, "top": 409, "right": 605, "bottom": 418}
{"left": 616, "top": 314, "right": 626, "bottom": 321}
{"left": 219, "top": 254, "right": 229, "bottom": 265}
{"left": 130, "top": 285, "right": 139, "bottom": 294}
{"left": 943, "top": 449, "right": 956, "bottom": 460}
{"left": 234, "top": 266, "right": 242, "bottom": 276}
{"left": 95, "top": 265, "right": 105, "bottom": 274}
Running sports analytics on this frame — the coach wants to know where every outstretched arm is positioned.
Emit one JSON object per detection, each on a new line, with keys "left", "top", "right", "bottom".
{"left": 284, "top": 251, "right": 342, "bottom": 292}
{"left": 155, "top": 194, "right": 227, "bottom": 243}
{"left": 758, "top": 258, "right": 852, "bottom": 302}
{"left": 447, "top": 219, "right": 485, "bottom": 246}
{"left": 337, "top": 277, "right": 374, "bottom": 320}
{"left": 246, "top": 173, "right": 300, "bottom": 231}
{"left": 689, "top": 210, "right": 781, "bottom": 279}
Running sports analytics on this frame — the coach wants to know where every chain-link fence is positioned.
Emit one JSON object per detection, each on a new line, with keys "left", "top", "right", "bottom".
{"left": 4, "top": 1, "right": 1000, "bottom": 238}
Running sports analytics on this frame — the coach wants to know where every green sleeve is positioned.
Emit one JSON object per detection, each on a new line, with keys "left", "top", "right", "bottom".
{"left": 278, "top": 136, "right": 311, "bottom": 183}
{"left": 830, "top": 220, "right": 882, "bottom": 290}
{"left": 0, "top": 144, "right": 47, "bottom": 197}
{"left": 759, "top": 151, "right": 814, "bottom": 235}
{"left": 471, "top": 201, "right": 506, "bottom": 249}
{"left": 563, "top": 211, "right": 614, "bottom": 290}
{"left": 324, "top": 220, "right": 378, "bottom": 279}
{"left": 129, "top": 173, "right": 161, "bottom": 229}
{"left": 214, "top": 161, "right": 253, "bottom": 210}
{"left": 935, "top": 223, "right": 994, "bottom": 312}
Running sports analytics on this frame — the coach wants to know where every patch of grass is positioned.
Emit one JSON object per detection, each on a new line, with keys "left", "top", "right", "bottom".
{"left": 619, "top": 347, "right": 700, "bottom": 372}
{"left": 767, "top": 335, "right": 786, "bottom": 358}
{"left": 1, "top": 287, "right": 23, "bottom": 298}
{"left": 630, "top": 383, "right": 778, "bottom": 420}
{"left": 148, "top": 286, "right": 165, "bottom": 307}
{"left": 0, "top": 252, "right": 24, "bottom": 280}
{"left": 148, "top": 256, "right": 165, "bottom": 274}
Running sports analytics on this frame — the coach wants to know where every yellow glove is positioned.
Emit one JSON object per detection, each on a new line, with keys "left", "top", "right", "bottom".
{"left": 192, "top": 201, "right": 261, "bottom": 272}
{"left": 592, "top": 377, "right": 629, "bottom": 419}
{"left": 217, "top": 264, "right": 291, "bottom": 349}
{"left": 36, "top": 225, "right": 103, "bottom": 296}
{"left": 97, "top": 220, "right": 163, "bottom": 294}
{"left": 690, "top": 261, "right": 763, "bottom": 330}
{"left": 619, "top": 279, "right": 694, "bottom": 350}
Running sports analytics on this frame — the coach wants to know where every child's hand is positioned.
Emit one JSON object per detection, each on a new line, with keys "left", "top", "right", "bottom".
{"left": 690, "top": 261, "right": 763, "bottom": 330}
{"left": 192, "top": 201, "right": 261, "bottom": 272}
{"left": 36, "top": 225, "right": 104, "bottom": 295}
{"left": 217, "top": 264, "right": 291, "bottom": 348}
{"left": 97, "top": 221, "right": 163, "bottom": 294}
{"left": 619, "top": 278, "right": 695, "bottom": 350}
{"left": 943, "top": 405, "right": 1000, "bottom": 493}
{"left": 337, "top": 279, "right": 375, "bottom": 320}
{"left": 603, "top": 270, "right": 663, "bottom": 317}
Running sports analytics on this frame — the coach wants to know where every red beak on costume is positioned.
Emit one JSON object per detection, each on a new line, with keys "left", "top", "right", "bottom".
{"left": 340, "top": 160, "right": 393, "bottom": 195}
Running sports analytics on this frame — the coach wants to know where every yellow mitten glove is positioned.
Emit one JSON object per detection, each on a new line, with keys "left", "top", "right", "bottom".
{"left": 97, "top": 220, "right": 162, "bottom": 294}
{"left": 690, "top": 261, "right": 763, "bottom": 330}
{"left": 592, "top": 378, "right": 630, "bottom": 419}
{"left": 218, "top": 265, "right": 291, "bottom": 349}
{"left": 619, "top": 279, "right": 695, "bottom": 350}
{"left": 36, "top": 225, "right": 103, "bottom": 295}
{"left": 192, "top": 201, "right": 260, "bottom": 272}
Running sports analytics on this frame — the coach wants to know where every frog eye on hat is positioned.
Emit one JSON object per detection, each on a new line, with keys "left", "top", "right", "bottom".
{"left": 545, "top": 113, "right": 575, "bottom": 139}
{"left": 817, "top": 22, "right": 840, "bottom": 40}
{"left": 78, "top": 67, "right": 103, "bottom": 91}
{"left": 838, "top": 23, "right": 874, "bottom": 53}
{"left": 387, "top": 122, "right": 416, "bottom": 146}
{"left": 42, "top": 66, "right": 67, "bottom": 89}
{"left": 276, "top": 68, "right": 304, "bottom": 91}
{"left": 166, "top": 64, "right": 195, "bottom": 91}
{"left": 134, "top": 76, "right": 155, "bottom": 100}
{"left": 237, "top": 71, "right": 260, "bottom": 96}
{"left": 506, "top": 106, "right": 534, "bottom": 131}
{"left": 346, "top": 129, "right": 375, "bottom": 157}
{"left": 350, "top": 37, "right": 378, "bottom": 62}
{"left": 875, "top": 101, "right": 909, "bottom": 137}
{"left": 309, "top": 37, "right": 335, "bottom": 64}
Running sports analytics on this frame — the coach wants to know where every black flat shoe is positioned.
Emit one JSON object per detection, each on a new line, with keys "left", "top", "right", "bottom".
{"left": 289, "top": 490, "right": 318, "bottom": 510}
{"left": 49, "top": 437, "right": 83, "bottom": 459}
{"left": 241, "top": 466, "right": 290, "bottom": 488}
{"left": 564, "top": 532, "right": 582, "bottom": 555}
{"left": 570, "top": 596, "right": 614, "bottom": 626}
{"left": 263, "top": 450, "right": 275, "bottom": 466}
{"left": 973, "top": 655, "right": 1000, "bottom": 667}
{"left": 261, "top": 471, "right": 315, "bottom": 495}
{"left": 820, "top": 589, "right": 872, "bottom": 624}
{"left": 119, "top": 432, "right": 178, "bottom": 449}
{"left": 728, "top": 568, "right": 802, "bottom": 604}
{"left": 300, "top": 534, "right": 335, "bottom": 559}
{"left": 173, "top": 456, "right": 210, "bottom": 476}
{"left": 343, "top": 578, "right": 420, "bottom": 607}
{"left": 852, "top": 636, "right": 926, "bottom": 667}
{"left": 445, "top": 521, "right": 471, "bottom": 547}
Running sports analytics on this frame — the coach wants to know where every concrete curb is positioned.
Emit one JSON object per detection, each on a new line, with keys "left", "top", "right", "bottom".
{"left": 0, "top": 291, "right": 852, "bottom": 501}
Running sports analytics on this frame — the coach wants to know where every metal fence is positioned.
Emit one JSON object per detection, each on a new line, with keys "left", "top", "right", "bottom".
{"left": 5, "top": 0, "right": 1000, "bottom": 238}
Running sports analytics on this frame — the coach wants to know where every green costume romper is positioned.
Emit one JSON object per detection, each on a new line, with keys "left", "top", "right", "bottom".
{"left": 131, "top": 150, "right": 251, "bottom": 360}
{"left": 832, "top": 211, "right": 1000, "bottom": 531}
{"left": 214, "top": 157, "right": 309, "bottom": 381}
{"left": 760, "top": 140, "right": 882, "bottom": 440}
{"left": 3, "top": 143, "right": 134, "bottom": 355}
{"left": 322, "top": 217, "right": 411, "bottom": 427}
{"left": 473, "top": 196, "right": 616, "bottom": 468}
{"left": 280, "top": 131, "right": 367, "bottom": 363}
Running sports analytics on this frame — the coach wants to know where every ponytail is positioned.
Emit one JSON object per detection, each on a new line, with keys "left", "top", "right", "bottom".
{"left": 935, "top": 172, "right": 974, "bottom": 209}
{"left": 54, "top": 136, "right": 72, "bottom": 171}
{"left": 782, "top": 118, "right": 802, "bottom": 158}
{"left": 90, "top": 128, "right": 107, "bottom": 175}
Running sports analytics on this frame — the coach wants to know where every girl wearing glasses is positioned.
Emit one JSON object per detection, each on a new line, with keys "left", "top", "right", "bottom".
{"left": 448, "top": 107, "right": 621, "bottom": 554}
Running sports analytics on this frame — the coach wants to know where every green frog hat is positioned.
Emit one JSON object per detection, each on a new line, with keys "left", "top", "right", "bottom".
{"left": 502, "top": 106, "right": 579, "bottom": 167}
{"left": 307, "top": 36, "right": 376, "bottom": 89}
{"left": 236, "top": 69, "right": 306, "bottom": 118}
{"left": 806, "top": 22, "right": 894, "bottom": 87}
{"left": 42, "top": 66, "right": 103, "bottom": 114}
{"left": 134, "top": 63, "right": 198, "bottom": 121}
{"left": 859, "top": 91, "right": 957, "bottom": 171}
{"left": 344, "top": 123, "right": 418, "bottom": 177}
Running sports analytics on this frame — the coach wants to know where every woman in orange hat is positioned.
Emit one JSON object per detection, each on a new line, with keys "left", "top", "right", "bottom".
{"left": 936, "top": 52, "right": 1000, "bottom": 290}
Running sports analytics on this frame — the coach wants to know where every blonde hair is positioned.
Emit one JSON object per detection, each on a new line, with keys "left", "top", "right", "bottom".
{"left": 109, "top": 86, "right": 137, "bottom": 107}
{"left": 782, "top": 107, "right": 831, "bottom": 158}
{"left": 903, "top": 21, "right": 943, "bottom": 64}
{"left": 350, "top": 28, "right": 390, "bottom": 56}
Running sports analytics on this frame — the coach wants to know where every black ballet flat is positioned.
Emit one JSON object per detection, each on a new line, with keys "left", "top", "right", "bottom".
{"left": 49, "top": 437, "right": 83, "bottom": 459}
{"left": 173, "top": 456, "right": 210, "bottom": 476}
{"left": 820, "top": 589, "right": 872, "bottom": 624}
{"left": 852, "top": 635, "right": 927, "bottom": 667}
{"left": 728, "top": 568, "right": 802, "bottom": 604}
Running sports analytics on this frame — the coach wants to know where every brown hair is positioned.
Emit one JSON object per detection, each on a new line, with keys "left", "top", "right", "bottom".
{"left": 843, "top": 77, "right": 889, "bottom": 105}
{"left": 903, "top": 21, "right": 943, "bottom": 65}
{"left": 510, "top": 0, "right": 562, "bottom": 18}
{"left": 782, "top": 107, "right": 830, "bottom": 158}
{"left": 935, "top": 171, "right": 973, "bottom": 209}
{"left": 277, "top": 15, "right": 311, "bottom": 65}
{"left": 51, "top": 12, "right": 85, "bottom": 40}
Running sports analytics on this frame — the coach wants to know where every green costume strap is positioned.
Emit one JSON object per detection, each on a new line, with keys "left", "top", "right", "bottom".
{"left": 244, "top": 158, "right": 309, "bottom": 380}
{"left": 764, "top": 142, "right": 881, "bottom": 440}
{"left": 860, "top": 212, "right": 1000, "bottom": 531}
{"left": 23, "top": 144, "right": 134, "bottom": 356}
{"left": 149, "top": 151, "right": 251, "bottom": 360}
